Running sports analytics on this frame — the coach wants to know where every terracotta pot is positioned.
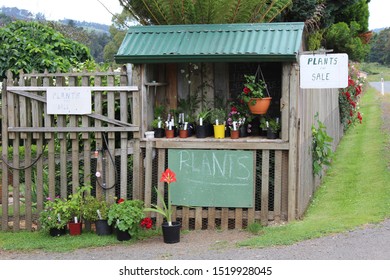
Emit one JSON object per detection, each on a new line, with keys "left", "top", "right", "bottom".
{"left": 247, "top": 97, "right": 272, "bottom": 115}
{"left": 230, "top": 130, "right": 239, "bottom": 139}
{"left": 179, "top": 129, "right": 188, "bottom": 138}
{"left": 165, "top": 129, "right": 175, "bottom": 138}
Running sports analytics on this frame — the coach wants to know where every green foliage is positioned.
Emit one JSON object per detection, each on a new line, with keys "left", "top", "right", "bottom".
{"left": 324, "top": 21, "right": 369, "bottom": 62}
{"left": 107, "top": 200, "right": 145, "bottom": 237}
{"left": 119, "top": 0, "right": 292, "bottom": 25}
{"left": 210, "top": 108, "right": 226, "bottom": 124}
{"left": 82, "top": 196, "right": 110, "bottom": 222}
{"left": 259, "top": 117, "right": 281, "bottom": 133}
{"left": 0, "top": 20, "right": 91, "bottom": 78}
{"left": 338, "top": 63, "right": 365, "bottom": 130}
{"left": 369, "top": 28, "right": 390, "bottom": 66}
{"left": 311, "top": 113, "right": 333, "bottom": 177}
{"left": 307, "top": 30, "right": 323, "bottom": 51}
{"left": 38, "top": 197, "right": 71, "bottom": 232}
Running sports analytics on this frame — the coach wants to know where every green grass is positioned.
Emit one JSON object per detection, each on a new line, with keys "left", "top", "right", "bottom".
{"left": 0, "top": 228, "right": 160, "bottom": 252}
{"left": 361, "top": 62, "right": 390, "bottom": 82}
{"left": 239, "top": 86, "right": 390, "bottom": 247}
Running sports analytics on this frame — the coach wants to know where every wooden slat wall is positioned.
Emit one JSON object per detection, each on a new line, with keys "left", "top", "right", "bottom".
{"left": 1, "top": 69, "right": 139, "bottom": 231}
{"left": 296, "top": 86, "right": 342, "bottom": 217}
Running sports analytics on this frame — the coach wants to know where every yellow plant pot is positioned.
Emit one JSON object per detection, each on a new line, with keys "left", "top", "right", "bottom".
{"left": 213, "top": 124, "right": 225, "bottom": 139}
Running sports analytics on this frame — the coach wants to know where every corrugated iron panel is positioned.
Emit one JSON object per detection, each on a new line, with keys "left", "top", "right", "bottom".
{"left": 115, "top": 22, "right": 304, "bottom": 63}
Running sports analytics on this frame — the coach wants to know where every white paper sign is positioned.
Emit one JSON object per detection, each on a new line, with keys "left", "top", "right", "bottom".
{"left": 300, "top": 53, "right": 348, "bottom": 89}
{"left": 47, "top": 87, "right": 91, "bottom": 115}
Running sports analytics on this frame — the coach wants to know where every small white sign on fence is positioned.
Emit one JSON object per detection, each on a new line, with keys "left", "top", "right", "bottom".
{"left": 47, "top": 87, "right": 92, "bottom": 115}
{"left": 299, "top": 53, "right": 348, "bottom": 89}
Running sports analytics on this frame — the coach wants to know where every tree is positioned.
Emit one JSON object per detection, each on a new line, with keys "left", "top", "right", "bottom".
{"left": 369, "top": 29, "right": 390, "bottom": 65}
{"left": 118, "top": 0, "right": 292, "bottom": 25}
{"left": 0, "top": 20, "right": 92, "bottom": 79}
{"left": 324, "top": 21, "right": 369, "bottom": 61}
{"left": 103, "top": 26, "right": 126, "bottom": 63}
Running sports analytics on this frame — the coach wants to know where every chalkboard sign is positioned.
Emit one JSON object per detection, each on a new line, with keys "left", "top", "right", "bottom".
{"left": 168, "top": 149, "right": 254, "bottom": 207}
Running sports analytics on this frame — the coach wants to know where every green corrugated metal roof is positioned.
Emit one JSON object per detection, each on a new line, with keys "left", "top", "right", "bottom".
{"left": 115, "top": 22, "right": 305, "bottom": 64}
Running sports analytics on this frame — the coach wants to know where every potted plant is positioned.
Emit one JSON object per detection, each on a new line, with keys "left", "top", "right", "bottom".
{"left": 260, "top": 117, "right": 281, "bottom": 139}
{"left": 210, "top": 108, "right": 226, "bottom": 139}
{"left": 107, "top": 198, "right": 145, "bottom": 241}
{"left": 240, "top": 74, "right": 271, "bottom": 115}
{"left": 39, "top": 197, "right": 70, "bottom": 237}
{"left": 179, "top": 121, "right": 189, "bottom": 138}
{"left": 195, "top": 108, "right": 212, "bottom": 138}
{"left": 144, "top": 168, "right": 181, "bottom": 244}
{"left": 65, "top": 185, "right": 90, "bottom": 235}
{"left": 82, "top": 195, "right": 112, "bottom": 235}
{"left": 227, "top": 106, "right": 247, "bottom": 139}
{"left": 151, "top": 117, "right": 165, "bottom": 138}
{"left": 152, "top": 105, "right": 166, "bottom": 138}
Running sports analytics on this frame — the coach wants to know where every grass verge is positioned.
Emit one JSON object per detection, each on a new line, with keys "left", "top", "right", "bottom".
{"left": 239, "top": 86, "right": 390, "bottom": 248}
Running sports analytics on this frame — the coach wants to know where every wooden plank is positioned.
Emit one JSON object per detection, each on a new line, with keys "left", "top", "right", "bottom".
{"left": 1, "top": 78, "right": 9, "bottom": 230}
{"left": 12, "top": 134, "right": 21, "bottom": 231}
{"left": 7, "top": 86, "right": 138, "bottom": 91}
{"left": 274, "top": 150, "right": 282, "bottom": 223}
{"left": 247, "top": 151, "right": 256, "bottom": 225}
{"left": 107, "top": 72, "right": 116, "bottom": 201}
{"left": 30, "top": 73, "right": 41, "bottom": 139}
{"left": 261, "top": 150, "right": 270, "bottom": 226}
{"left": 288, "top": 63, "right": 299, "bottom": 221}
{"left": 281, "top": 63, "right": 291, "bottom": 141}
{"left": 132, "top": 139, "right": 141, "bottom": 200}
{"left": 195, "top": 207, "right": 202, "bottom": 230}
{"left": 144, "top": 141, "right": 153, "bottom": 209}
{"left": 8, "top": 127, "right": 139, "bottom": 133}
{"left": 69, "top": 75, "right": 79, "bottom": 193}
{"left": 182, "top": 207, "right": 190, "bottom": 230}
{"left": 155, "top": 139, "right": 289, "bottom": 150}
{"left": 131, "top": 65, "right": 141, "bottom": 139}
{"left": 120, "top": 68, "right": 129, "bottom": 199}
{"left": 207, "top": 207, "right": 216, "bottom": 230}
{"left": 221, "top": 208, "right": 229, "bottom": 230}
{"left": 235, "top": 208, "right": 243, "bottom": 229}
{"left": 93, "top": 76, "right": 104, "bottom": 199}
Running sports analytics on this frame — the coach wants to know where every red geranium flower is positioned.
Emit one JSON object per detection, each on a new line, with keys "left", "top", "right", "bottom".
{"left": 140, "top": 217, "right": 153, "bottom": 229}
{"left": 117, "top": 198, "right": 125, "bottom": 204}
{"left": 243, "top": 87, "right": 251, "bottom": 94}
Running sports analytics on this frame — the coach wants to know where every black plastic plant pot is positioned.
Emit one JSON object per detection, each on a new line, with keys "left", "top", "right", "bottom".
{"left": 196, "top": 125, "right": 208, "bottom": 138}
{"left": 95, "top": 220, "right": 112, "bottom": 236}
{"left": 154, "top": 128, "right": 165, "bottom": 138}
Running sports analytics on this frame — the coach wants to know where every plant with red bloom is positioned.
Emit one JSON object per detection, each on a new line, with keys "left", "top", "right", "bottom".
{"left": 117, "top": 198, "right": 125, "bottom": 204}
{"left": 239, "top": 74, "right": 266, "bottom": 103}
{"left": 144, "top": 168, "right": 177, "bottom": 226}
{"left": 339, "top": 62, "right": 366, "bottom": 130}
{"left": 140, "top": 217, "right": 153, "bottom": 229}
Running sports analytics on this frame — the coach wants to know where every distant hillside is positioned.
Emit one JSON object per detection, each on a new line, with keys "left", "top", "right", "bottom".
{"left": 0, "top": 6, "right": 110, "bottom": 33}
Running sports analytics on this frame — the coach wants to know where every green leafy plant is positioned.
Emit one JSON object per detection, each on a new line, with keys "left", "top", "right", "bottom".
{"left": 240, "top": 74, "right": 266, "bottom": 104}
{"left": 311, "top": 113, "right": 333, "bottom": 177}
{"left": 82, "top": 196, "right": 110, "bottom": 222}
{"left": 38, "top": 197, "right": 71, "bottom": 232}
{"left": 259, "top": 116, "right": 280, "bottom": 133}
{"left": 65, "top": 185, "right": 92, "bottom": 222}
{"left": 107, "top": 199, "right": 145, "bottom": 237}
{"left": 209, "top": 108, "right": 226, "bottom": 125}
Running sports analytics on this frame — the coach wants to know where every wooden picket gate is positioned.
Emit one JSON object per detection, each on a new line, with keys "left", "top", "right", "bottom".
{"left": 1, "top": 68, "right": 140, "bottom": 231}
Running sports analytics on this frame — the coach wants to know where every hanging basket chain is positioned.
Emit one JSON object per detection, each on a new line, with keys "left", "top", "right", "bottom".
{"left": 255, "top": 65, "right": 271, "bottom": 98}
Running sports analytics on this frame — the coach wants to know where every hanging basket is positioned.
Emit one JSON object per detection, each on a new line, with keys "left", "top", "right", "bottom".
{"left": 247, "top": 97, "right": 272, "bottom": 115}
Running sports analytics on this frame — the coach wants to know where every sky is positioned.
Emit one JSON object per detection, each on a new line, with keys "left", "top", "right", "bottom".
{"left": 0, "top": 0, "right": 387, "bottom": 29}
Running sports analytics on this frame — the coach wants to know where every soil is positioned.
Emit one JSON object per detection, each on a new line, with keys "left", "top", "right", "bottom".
{"left": 0, "top": 86, "right": 389, "bottom": 260}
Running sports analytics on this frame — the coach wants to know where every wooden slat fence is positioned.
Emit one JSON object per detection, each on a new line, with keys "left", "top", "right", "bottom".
{"left": 1, "top": 68, "right": 139, "bottom": 231}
